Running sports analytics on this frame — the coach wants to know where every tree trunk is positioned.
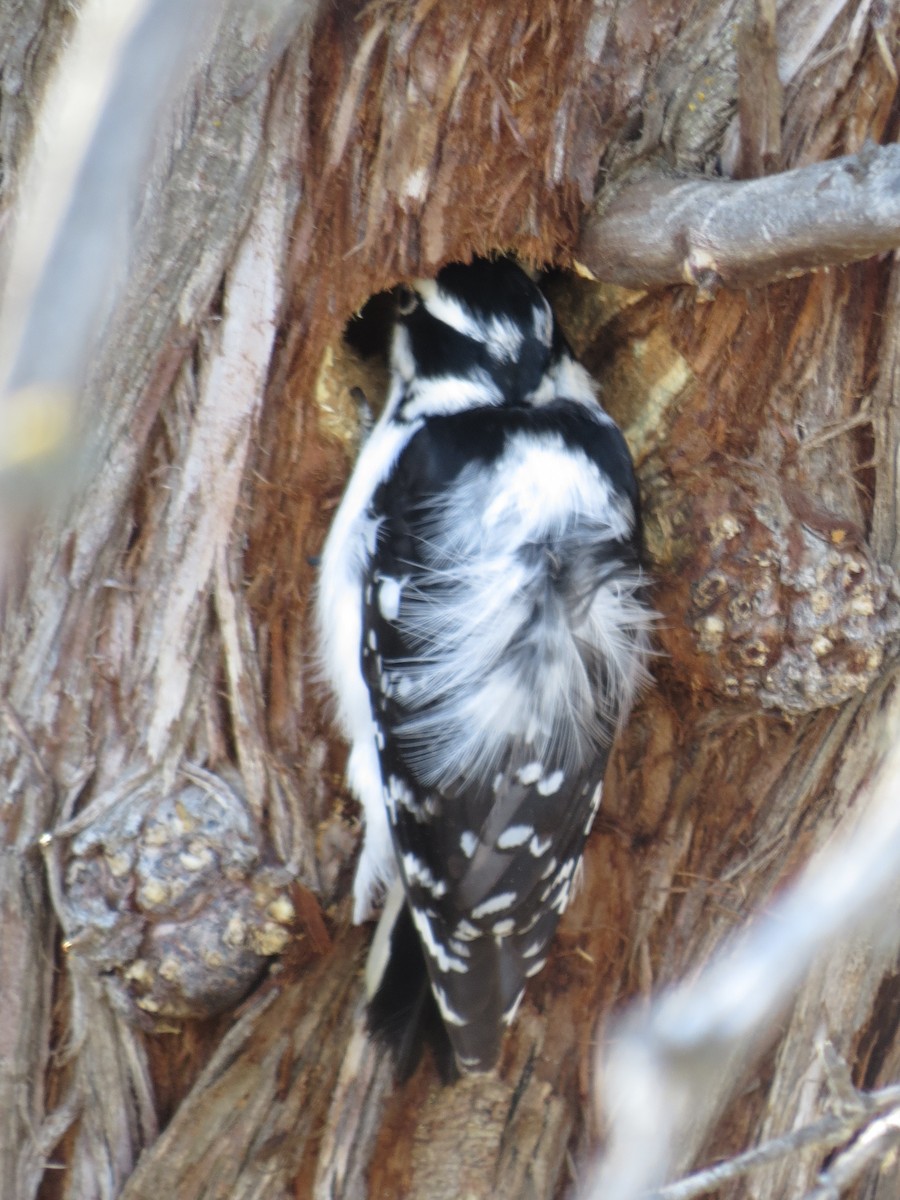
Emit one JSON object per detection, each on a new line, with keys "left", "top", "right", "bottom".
{"left": 2, "top": 2, "right": 900, "bottom": 1198}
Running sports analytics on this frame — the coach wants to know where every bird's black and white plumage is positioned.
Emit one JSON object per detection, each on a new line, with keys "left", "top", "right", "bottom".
{"left": 317, "top": 257, "right": 651, "bottom": 1077}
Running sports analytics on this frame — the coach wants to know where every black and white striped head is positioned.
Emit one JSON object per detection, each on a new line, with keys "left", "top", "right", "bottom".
{"left": 391, "top": 257, "right": 557, "bottom": 407}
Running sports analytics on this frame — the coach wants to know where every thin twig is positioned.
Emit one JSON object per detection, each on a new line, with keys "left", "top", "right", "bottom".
{"left": 655, "top": 1079, "right": 900, "bottom": 1200}
{"left": 795, "top": 407, "right": 874, "bottom": 455}
{"left": 655, "top": 1114, "right": 847, "bottom": 1200}
{"left": 807, "top": 1105, "right": 900, "bottom": 1200}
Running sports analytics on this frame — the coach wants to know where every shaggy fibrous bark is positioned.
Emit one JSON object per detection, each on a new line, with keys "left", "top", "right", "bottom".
{"left": 2, "top": 2, "right": 900, "bottom": 1199}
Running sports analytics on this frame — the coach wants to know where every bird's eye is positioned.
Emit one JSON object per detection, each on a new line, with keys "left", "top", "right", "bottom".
{"left": 396, "top": 284, "right": 419, "bottom": 316}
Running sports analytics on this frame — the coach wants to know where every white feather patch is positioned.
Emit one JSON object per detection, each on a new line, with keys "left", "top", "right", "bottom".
{"left": 460, "top": 830, "right": 478, "bottom": 858}
{"left": 386, "top": 428, "right": 652, "bottom": 788}
{"left": 415, "top": 280, "right": 535, "bottom": 364}
{"left": 365, "top": 877, "right": 406, "bottom": 996}
{"left": 527, "top": 348, "right": 611, "bottom": 417}
{"left": 315, "top": 389, "right": 422, "bottom": 922}
{"left": 400, "top": 371, "right": 501, "bottom": 421}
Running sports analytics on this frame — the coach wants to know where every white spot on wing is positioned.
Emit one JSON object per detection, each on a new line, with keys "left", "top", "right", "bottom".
{"left": 378, "top": 576, "right": 403, "bottom": 621}
{"left": 411, "top": 907, "right": 467, "bottom": 974}
{"left": 455, "top": 919, "right": 480, "bottom": 941}
{"left": 402, "top": 852, "right": 448, "bottom": 898}
{"left": 471, "top": 891, "right": 517, "bottom": 919}
{"left": 502, "top": 987, "right": 525, "bottom": 1025}
{"left": 584, "top": 782, "right": 604, "bottom": 832}
{"left": 517, "top": 762, "right": 543, "bottom": 785}
{"left": 551, "top": 882, "right": 572, "bottom": 914}
{"left": 519, "top": 909, "right": 542, "bottom": 934}
{"left": 529, "top": 833, "right": 552, "bottom": 857}
{"left": 460, "top": 830, "right": 478, "bottom": 859}
{"left": 386, "top": 774, "right": 417, "bottom": 818}
{"left": 492, "top": 917, "right": 515, "bottom": 936}
{"left": 496, "top": 824, "right": 534, "bottom": 850}
{"left": 433, "top": 984, "right": 468, "bottom": 1026}
{"left": 423, "top": 794, "right": 440, "bottom": 817}
{"left": 537, "top": 769, "right": 565, "bottom": 796}
{"left": 545, "top": 860, "right": 577, "bottom": 914}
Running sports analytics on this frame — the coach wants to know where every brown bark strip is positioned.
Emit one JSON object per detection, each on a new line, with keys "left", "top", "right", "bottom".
{"left": 735, "top": 0, "right": 782, "bottom": 178}
{"left": 115, "top": 940, "right": 365, "bottom": 1200}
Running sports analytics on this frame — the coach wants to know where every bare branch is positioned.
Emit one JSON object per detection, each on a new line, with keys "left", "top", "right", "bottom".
{"left": 806, "top": 1105, "right": 900, "bottom": 1200}
{"left": 656, "top": 1078, "right": 900, "bottom": 1200}
{"left": 578, "top": 144, "right": 900, "bottom": 293}
{"left": 656, "top": 1114, "right": 848, "bottom": 1200}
